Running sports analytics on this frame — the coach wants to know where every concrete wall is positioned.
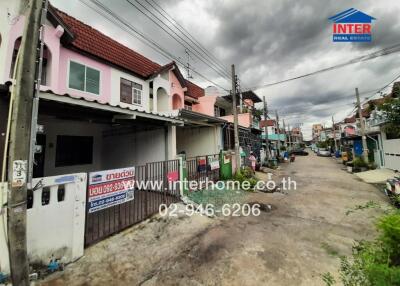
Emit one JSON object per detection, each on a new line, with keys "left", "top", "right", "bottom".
{"left": 220, "top": 113, "right": 252, "bottom": 128}
{"left": 382, "top": 131, "right": 400, "bottom": 171}
{"left": 110, "top": 67, "right": 149, "bottom": 112}
{"left": 38, "top": 116, "right": 106, "bottom": 177}
{"left": 169, "top": 71, "right": 184, "bottom": 110}
{"left": 153, "top": 73, "right": 171, "bottom": 113}
{"left": 0, "top": 173, "right": 87, "bottom": 274}
{"left": 102, "top": 128, "right": 167, "bottom": 168}
{"left": 39, "top": 116, "right": 172, "bottom": 176}
{"left": 192, "top": 95, "right": 216, "bottom": 116}
{"left": 176, "top": 126, "right": 222, "bottom": 157}
{"left": 27, "top": 173, "right": 87, "bottom": 265}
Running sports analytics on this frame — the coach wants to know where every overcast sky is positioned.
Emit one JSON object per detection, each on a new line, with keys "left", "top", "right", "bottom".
{"left": 51, "top": 0, "right": 400, "bottom": 139}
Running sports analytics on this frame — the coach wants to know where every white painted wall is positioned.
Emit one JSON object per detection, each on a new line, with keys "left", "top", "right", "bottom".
{"left": 110, "top": 68, "right": 149, "bottom": 112}
{"left": 176, "top": 126, "right": 222, "bottom": 158}
{"left": 167, "top": 125, "right": 177, "bottom": 160}
{"left": 39, "top": 116, "right": 106, "bottom": 177}
{"left": 0, "top": 0, "right": 21, "bottom": 81}
{"left": 153, "top": 72, "right": 171, "bottom": 113}
{"left": 0, "top": 174, "right": 87, "bottom": 274}
{"left": 27, "top": 173, "right": 87, "bottom": 266}
{"left": 102, "top": 128, "right": 166, "bottom": 168}
{"left": 382, "top": 131, "right": 400, "bottom": 171}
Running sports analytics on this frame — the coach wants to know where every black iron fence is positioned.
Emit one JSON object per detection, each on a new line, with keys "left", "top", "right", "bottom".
{"left": 85, "top": 159, "right": 180, "bottom": 246}
{"left": 186, "top": 154, "right": 220, "bottom": 187}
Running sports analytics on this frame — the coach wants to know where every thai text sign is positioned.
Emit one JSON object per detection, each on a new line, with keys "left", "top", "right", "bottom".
{"left": 208, "top": 156, "right": 220, "bottom": 170}
{"left": 88, "top": 167, "right": 135, "bottom": 213}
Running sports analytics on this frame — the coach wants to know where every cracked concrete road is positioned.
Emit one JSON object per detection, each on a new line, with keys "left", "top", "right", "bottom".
{"left": 40, "top": 151, "right": 389, "bottom": 286}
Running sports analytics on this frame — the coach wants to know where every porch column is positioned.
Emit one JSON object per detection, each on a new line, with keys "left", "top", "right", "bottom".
{"left": 166, "top": 125, "right": 177, "bottom": 160}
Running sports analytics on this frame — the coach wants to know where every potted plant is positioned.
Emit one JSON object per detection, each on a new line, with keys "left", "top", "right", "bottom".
{"left": 353, "top": 157, "right": 368, "bottom": 172}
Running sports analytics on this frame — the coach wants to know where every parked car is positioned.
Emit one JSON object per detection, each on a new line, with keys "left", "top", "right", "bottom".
{"left": 317, "top": 148, "right": 331, "bottom": 157}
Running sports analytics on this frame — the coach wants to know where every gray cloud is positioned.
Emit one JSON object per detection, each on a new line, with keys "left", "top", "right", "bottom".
{"left": 51, "top": 0, "right": 400, "bottom": 139}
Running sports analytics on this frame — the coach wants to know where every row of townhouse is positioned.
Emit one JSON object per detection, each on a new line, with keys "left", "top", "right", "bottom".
{"left": 0, "top": 2, "right": 263, "bottom": 179}
{"left": 260, "top": 119, "right": 304, "bottom": 150}
{"left": 312, "top": 92, "right": 399, "bottom": 171}
{"left": 0, "top": 1, "right": 264, "bottom": 274}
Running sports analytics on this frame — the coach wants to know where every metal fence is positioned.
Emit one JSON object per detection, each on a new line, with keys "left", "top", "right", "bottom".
{"left": 186, "top": 154, "right": 220, "bottom": 188}
{"left": 85, "top": 159, "right": 180, "bottom": 246}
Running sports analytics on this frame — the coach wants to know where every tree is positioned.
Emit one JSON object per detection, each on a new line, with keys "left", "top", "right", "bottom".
{"left": 378, "top": 97, "right": 400, "bottom": 137}
{"left": 392, "top": 82, "right": 400, "bottom": 98}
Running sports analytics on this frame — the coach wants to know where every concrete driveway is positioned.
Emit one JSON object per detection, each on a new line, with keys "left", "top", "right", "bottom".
{"left": 40, "top": 151, "right": 390, "bottom": 286}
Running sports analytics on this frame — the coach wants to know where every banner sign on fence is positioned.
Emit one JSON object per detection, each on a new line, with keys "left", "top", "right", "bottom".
{"left": 167, "top": 170, "right": 179, "bottom": 182}
{"left": 208, "top": 156, "right": 220, "bottom": 170}
{"left": 88, "top": 167, "right": 135, "bottom": 213}
{"left": 197, "top": 156, "right": 207, "bottom": 172}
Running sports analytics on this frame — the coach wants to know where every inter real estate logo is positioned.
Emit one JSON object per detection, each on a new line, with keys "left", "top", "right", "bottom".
{"left": 329, "top": 8, "right": 376, "bottom": 42}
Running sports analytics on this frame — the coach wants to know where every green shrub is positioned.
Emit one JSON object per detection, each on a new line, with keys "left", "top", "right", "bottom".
{"left": 326, "top": 211, "right": 400, "bottom": 286}
{"left": 241, "top": 166, "right": 254, "bottom": 179}
{"left": 233, "top": 167, "right": 259, "bottom": 191}
{"left": 353, "top": 157, "right": 368, "bottom": 168}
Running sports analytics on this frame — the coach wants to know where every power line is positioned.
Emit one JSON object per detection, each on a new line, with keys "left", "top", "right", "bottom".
{"left": 79, "top": 0, "right": 229, "bottom": 91}
{"left": 247, "top": 43, "right": 400, "bottom": 90}
{"left": 144, "top": 0, "right": 230, "bottom": 77}
{"left": 125, "top": 0, "right": 231, "bottom": 81}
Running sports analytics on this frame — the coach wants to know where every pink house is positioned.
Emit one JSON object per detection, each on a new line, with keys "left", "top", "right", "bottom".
{"left": 0, "top": 5, "right": 187, "bottom": 178}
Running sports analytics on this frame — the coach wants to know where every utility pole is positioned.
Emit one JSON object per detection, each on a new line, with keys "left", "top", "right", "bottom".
{"left": 288, "top": 124, "right": 292, "bottom": 149}
{"left": 231, "top": 65, "right": 240, "bottom": 171}
{"left": 332, "top": 115, "right": 338, "bottom": 152}
{"left": 275, "top": 110, "right": 281, "bottom": 157}
{"left": 263, "top": 96, "right": 269, "bottom": 163}
{"left": 7, "top": 0, "right": 44, "bottom": 285}
{"left": 282, "top": 119, "right": 287, "bottom": 146}
{"left": 355, "top": 87, "right": 369, "bottom": 163}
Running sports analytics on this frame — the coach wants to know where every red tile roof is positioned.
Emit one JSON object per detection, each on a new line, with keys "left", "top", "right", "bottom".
{"left": 344, "top": 116, "right": 356, "bottom": 123}
{"left": 185, "top": 80, "right": 205, "bottom": 98}
{"left": 54, "top": 8, "right": 163, "bottom": 78}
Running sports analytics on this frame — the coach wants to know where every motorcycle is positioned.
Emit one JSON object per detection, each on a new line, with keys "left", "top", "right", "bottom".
{"left": 385, "top": 172, "right": 400, "bottom": 206}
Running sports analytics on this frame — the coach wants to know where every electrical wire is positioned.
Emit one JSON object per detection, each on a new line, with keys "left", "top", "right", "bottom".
{"left": 143, "top": 0, "right": 230, "bottom": 76}
{"left": 247, "top": 43, "right": 400, "bottom": 90}
{"left": 81, "top": 0, "right": 230, "bottom": 91}
{"left": 125, "top": 0, "right": 231, "bottom": 81}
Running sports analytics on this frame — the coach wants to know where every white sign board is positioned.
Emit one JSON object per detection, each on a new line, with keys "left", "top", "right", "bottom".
{"left": 88, "top": 167, "right": 135, "bottom": 213}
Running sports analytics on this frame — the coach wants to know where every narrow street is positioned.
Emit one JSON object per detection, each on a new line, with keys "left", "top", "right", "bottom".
{"left": 41, "top": 152, "right": 389, "bottom": 286}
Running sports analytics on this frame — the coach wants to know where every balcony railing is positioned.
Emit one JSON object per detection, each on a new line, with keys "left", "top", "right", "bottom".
{"left": 369, "top": 117, "right": 387, "bottom": 127}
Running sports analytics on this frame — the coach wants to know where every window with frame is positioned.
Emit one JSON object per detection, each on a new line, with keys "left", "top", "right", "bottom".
{"left": 120, "top": 78, "right": 143, "bottom": 105}
{"left": 214, "top": 106, "right": 226, "bottom": 117}
{"left": 69, "top": 61, "right": 100, "bottom": 95}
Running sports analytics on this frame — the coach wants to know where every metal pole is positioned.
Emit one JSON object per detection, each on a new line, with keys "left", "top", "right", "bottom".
{"left": 282, "top": 119, "right": 287, "bottom": 146}
{"left": 7, "top": 0, "right": 44, "bottom": 284}
{"left": 263, "top": 96, "right": 269, "bottom": 163}
{"left": 355, "top": 88, "right": 369, "bottom": 162}
{"left": 332, "top": 115, "right": 338, "bottom": 152}
{"left": 232, "top": 65, "right": 240, "bottom": 171}
{"left": 275, "top": 110, "right": 281, "bottom": 157}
